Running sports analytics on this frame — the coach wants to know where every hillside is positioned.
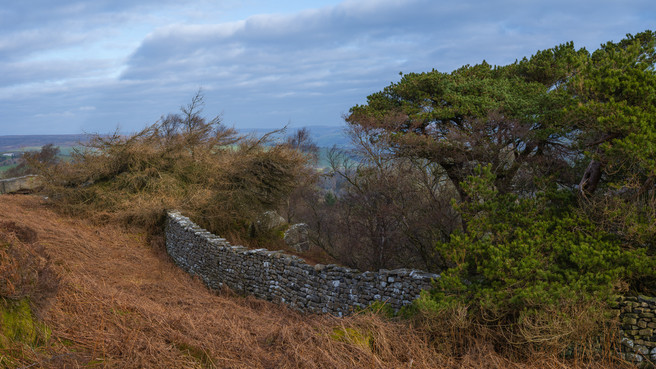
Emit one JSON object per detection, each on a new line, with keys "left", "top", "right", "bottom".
{"left": 0, "top": 194, "right": 634, "bottom": 368}
{"left": 0, "top": 195, "right": 451, "bottom": 368}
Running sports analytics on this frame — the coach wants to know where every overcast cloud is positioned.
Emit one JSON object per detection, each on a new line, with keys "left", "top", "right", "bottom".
{"left": 0, "top": 0, "right": 654, "bottom": 135}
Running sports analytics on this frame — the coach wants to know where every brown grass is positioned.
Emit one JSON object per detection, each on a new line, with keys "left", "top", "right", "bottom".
{"left": 0, "top": 195, "right": 633, "bottom": 368}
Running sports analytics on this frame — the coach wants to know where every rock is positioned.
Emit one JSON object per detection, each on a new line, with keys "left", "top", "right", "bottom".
{"left": 0, "top": 175, "right": 42, "bottom": 194}
{"left": 639, "top": 295, "right": 656, "bottom": 303}
{"left": 625, "top": 352, "right": 643, "bottom": 363}
{"left": 624, "top": 317, "right": 638, "bottom": 325}
{"left": 635, "top": 345, "right": 649, "bottom": 355}
{"left": 254, "top": 211, "right": 286, "bottom": 234}
{"left": 284, "top": 223, "right": 310, "bottom": 252}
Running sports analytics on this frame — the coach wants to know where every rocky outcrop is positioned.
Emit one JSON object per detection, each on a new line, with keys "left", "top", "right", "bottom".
{"left": 284, "top": 223, "right": 310, "bottom": 252}
{"left": 253, "top": 211, "right": 286, "bottom": 234}
{"left": 0, "top": 175, "right": 42, "bottom": 194}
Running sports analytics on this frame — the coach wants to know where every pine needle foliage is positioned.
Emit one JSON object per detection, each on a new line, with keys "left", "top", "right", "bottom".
{"left": 414, "top": 165, "right": 654, "bottom": 357}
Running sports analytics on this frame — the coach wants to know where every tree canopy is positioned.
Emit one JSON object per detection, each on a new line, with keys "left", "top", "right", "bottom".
{"left": 345, "top": 31, "right": 656, "bottom": 343}
{"left": 347, "top": 30, "right": 656, "bottom": 252}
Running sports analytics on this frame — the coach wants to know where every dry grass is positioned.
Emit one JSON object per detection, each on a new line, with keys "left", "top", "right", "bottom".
{"left": 37, "top": 122, "right": 309, "bottom": 242}
{"left": 0, "top": 195, "right": 634, "bottom": 368}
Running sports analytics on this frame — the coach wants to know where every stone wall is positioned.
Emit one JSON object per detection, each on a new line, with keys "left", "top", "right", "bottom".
{"left": 165, "top": 210, "right": 656, "bottom": 365}
{"left": 619, "top": 295, "right": 656, "bottom": 365}
{"left": 0, "top": 175, "right": 41, "bottom": 194}
{"left": 165, "top": 211, "right": 438, "bottom": 316}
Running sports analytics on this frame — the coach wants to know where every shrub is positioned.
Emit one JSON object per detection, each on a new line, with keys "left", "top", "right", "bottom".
{"left": 3, "top": 143, "right": 60, "bottom": 179}
{"left": 416, "top": 165, "right": 655, "bottom": 354}
{"left": 35, "top": 93, "right": 311, "bottom": 240}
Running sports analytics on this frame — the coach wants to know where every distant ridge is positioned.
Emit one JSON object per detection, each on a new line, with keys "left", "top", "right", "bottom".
{"left": 0, "top": 125, "right": 350, "bottom": 152}
{"left": 0, "top": 134, "right": 91, "bottom": 151}
{"left": 238, "top": 125, "right": 350, "bottom": 148}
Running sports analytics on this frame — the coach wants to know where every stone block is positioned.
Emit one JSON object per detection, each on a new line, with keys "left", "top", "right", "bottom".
{"left": 639, "top": 295, "right": 656, "bottom": 303}
{"left": 624, "top": 352, "right": 643, "bottom": 363}
{"left": 635, "top": 345, "right": 649, "bottom": 355}
{"left": 0, "top": 175, "right": 42, "bottom": 194}
{"left": 284, "top": 223, "right": 310, "bottom": 252}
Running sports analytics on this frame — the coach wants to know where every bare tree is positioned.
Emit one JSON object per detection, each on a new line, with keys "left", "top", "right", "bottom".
{"left": 304, "top": 126, "right": 459, "bottom": 272}
{"left": 286, "top": 127, "right": 319, "bottom": 164}
{"left": 4, "top": 143, "right": 60, "bottom": 178}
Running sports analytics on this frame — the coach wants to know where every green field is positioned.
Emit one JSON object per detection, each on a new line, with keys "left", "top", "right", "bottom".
{"left": 0, "top": 144, "right": 79, "bottom": 177}
{"left": 0, "top": 164, "right": 18, "bottom": 172}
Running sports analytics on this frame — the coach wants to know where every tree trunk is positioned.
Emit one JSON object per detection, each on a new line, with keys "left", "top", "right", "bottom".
{"left": 579, "top": 159, "right": 602, "bottom": 197}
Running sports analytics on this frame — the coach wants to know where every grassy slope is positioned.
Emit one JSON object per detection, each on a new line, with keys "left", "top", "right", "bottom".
{"left": 0, "top": 195, "right": 445, "bottom": 368}
{"left": 0, "top": 195, "right": 629, "bottom": 369}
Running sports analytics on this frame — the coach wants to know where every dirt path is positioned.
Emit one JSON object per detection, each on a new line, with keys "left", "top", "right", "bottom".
{"left": 0, "top": 195, "right": 442, "bottom": 369}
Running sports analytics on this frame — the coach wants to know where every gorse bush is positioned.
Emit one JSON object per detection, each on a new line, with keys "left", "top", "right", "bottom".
{"left": 37, "top": 92, "right": 311, "bottom": 238}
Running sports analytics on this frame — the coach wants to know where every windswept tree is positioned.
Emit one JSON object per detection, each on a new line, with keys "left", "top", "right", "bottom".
{"left": 347, "top": 31, "right": 656, "bottom": 245}
{"left": 344, "top": 31, "right": 656, "bottom": 352}
{"left": 286, "top": 127, "right": 319, "bottom": 163}
{"left": 347, "top": 48, "right": 592, "bottom": 201}
{"left": 280, "top": 128, "right": 321, "bottom": 224}
{"left": 566, "top": 31, "right": 656, "bottom": 253}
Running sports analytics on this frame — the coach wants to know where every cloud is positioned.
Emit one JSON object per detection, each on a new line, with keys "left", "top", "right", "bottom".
{"left": 123, "top": 0, "right": 656, "bottom": 86}
{"left": 1, "top": 0, "right": 655, "bottom": 134}
{"left": 0, "top": 0, "right": 210, "bottom": 62}
{"left": 115, "top": 0, "right": 656, "bottom": 129}
{"left": 120, "top": 0, "right": 447, "bottom": 108}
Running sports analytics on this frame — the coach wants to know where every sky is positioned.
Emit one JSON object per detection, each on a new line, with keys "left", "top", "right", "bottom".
{"left": 0, "top": 0, "right": 654, "bottom": 135}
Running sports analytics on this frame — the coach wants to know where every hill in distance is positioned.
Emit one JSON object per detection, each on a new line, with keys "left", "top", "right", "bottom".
{"left": 238, "top": 125, "right": 351, "bottom": 148}
{"left": 0, "top": 134, "right": 90, "bottom": 152}
{"left": 0, "top": 125, "right": 350, "bottom": 153}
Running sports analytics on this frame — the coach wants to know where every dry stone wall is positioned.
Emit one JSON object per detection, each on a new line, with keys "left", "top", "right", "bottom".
{"left": 619, "top": 295, "right": 656, "bottom": 365}
{"left": 165, "top": 211, "right": 438, "bottom": 316}
{"left": 165, "top": 211, "right": 656, "bottom": 365}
